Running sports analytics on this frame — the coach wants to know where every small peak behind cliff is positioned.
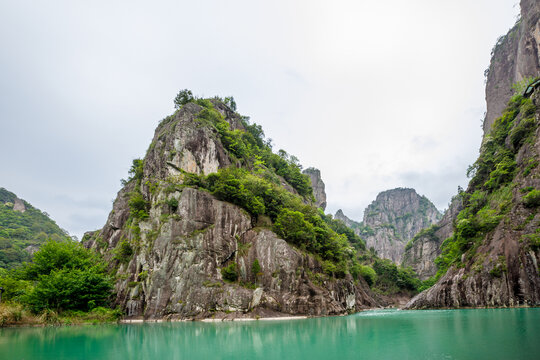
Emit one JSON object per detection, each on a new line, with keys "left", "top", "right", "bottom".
{"left": 302, "top": 167, "right": 327, "bottom": 210}
{"left": 361, "top": 188, "right": 442, "bottom": 264}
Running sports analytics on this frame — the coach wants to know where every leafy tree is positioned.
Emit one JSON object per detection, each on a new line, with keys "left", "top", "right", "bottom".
{"left": 19, "top": 239, "right": 113, "bottom": 312}
{"left": 128, "top": 192, "right": 149, "bottom": 220}
{"left": 273, "top": 209, "right": 316, "bottom": 247}
{"left": 221, "top": 263, "right": 238, "bottom": 282}
{"left": 358, "top": 265, "right": 377, "bottom": 286}
{"left": 251, "top": 259, "right": 262, "bottom": 281}
{"left": 224, "top": 96, "right": 237, "bottom": 111}
{"left": 174, "top": 89, "right": 194, "bottom": 109}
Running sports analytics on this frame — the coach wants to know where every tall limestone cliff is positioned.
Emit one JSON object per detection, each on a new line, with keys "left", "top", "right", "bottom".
{"left": 84, "top": 98, "right": 378, "bottom": 319}
{"left": 484, "top": 0, "right": 540, "bottom": 135}
{"left": 401, "top": 196, "right": 463, "bottom": 280}
{"left": 406, "top": 88, "right": 540, "bottom": 309}
{"left": 360, "top": 188, "right": 441, "bottom": 265}
{"left": 406, "top": 1, "right": 540, "bottom": 309}
{"left": 302, "top": 167, "right": 327, "bottom": 210}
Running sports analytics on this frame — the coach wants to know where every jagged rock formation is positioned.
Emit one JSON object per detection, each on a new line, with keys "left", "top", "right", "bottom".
{"left": 334, "top": 209, "right": 362, "bottom": 235}
{"left": 302, "top": 167, "right": 327, "bottom": 210}
{"left": 361, "top": 188, "right": 441, "bottom": 265}
{"left": 484, "top": 0, "right": 540, "bottom": 134}
{"left": 402, "top": 196, "right": 463, "bottom": 280}
{"left": 406, "top": 88, "right": 540, "bottom": 309}
{"left": 84, "top": 99, "right": 379, "bottom": 319}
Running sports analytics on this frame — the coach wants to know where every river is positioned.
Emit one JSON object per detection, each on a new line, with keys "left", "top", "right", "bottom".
{"left": 1, "top": 308, "right": 539, "bottom": 359}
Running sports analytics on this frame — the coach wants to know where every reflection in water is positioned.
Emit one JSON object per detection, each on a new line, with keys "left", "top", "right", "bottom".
{"left": 1, "top": 309, "right": 539, "bottom": 360}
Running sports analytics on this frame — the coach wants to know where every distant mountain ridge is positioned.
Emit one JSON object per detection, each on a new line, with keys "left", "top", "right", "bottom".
{"left": 336, "top": 188, "right": 442, "bottom": 265}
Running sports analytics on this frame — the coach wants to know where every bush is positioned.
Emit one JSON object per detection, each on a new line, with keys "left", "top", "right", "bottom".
{"left": 371, "top": 259, "right": 420, "bottom": 294}
{"left": 24, "top": 267, "right": 112, "bottom": 313}
{"left": 128, "top": 192, "right": 149, "bottom": 220}
{"left": 251, "top": 259, "right": 262, "bottom": 277}
{"left": 167, "top": 197, "right": 179, "bottom": 212}
{"left": 18, "top": 239, "right": 113, "bottom": 313}
{"left": 476, "top": 208, "right": 501, "bottom": 232}
{"left": 273, "top": 209, "right": 316, "bottom": 247}
{"left": 510, "top": 117, "right": 536, "bottom": 149}
{"left": 358, "top": 265, "right": 377, "bottom": 286}
{"left": 113, "top": 240, "right": 133, "bottom": 264}
{"left": 221, "top": 263, "right": 238, "bottom": 282}
{"left": 523, "top": 189, "right": 540, "bottom": 208}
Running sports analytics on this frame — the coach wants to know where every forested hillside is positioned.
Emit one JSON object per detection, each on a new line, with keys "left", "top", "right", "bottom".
{"left": 0, "top": 188, "right": 68, "bottom": 268}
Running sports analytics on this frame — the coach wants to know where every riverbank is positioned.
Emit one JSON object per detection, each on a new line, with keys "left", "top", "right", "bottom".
{"left": 0, "top": 302, "right": 122, "bottom": 327}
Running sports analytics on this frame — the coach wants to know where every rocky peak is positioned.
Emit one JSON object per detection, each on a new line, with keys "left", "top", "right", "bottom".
{"left": 483, "top": 0, "right": 540, "bottom": 135}
{"left": 302, "top": 167, "right": 327, "bottom": 210}
{"left": 84, "top": 98, "right": 379, "bottom": 319}
{"left": 334, "top": 209, "right": 355, "bottom": 227}
{"left": 362, "top": 188, "right": 442, "bottom": 264}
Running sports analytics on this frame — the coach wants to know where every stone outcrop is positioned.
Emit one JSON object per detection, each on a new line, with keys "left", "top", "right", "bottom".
{"left": 361, "top": 188, "right": 441, "bottom": 265}
{"left": 12, "top": 198, "right": 26, "bottom": 213}
{"left": 484, "top": 0, "right": 540, "bottom": 135}
{"left": 84, "top": 100, "right": 379, "bottom": 319}
{"left": 402, "top": 196, "right": 463, "bottom": 280}
{"left": 302, "top": 167, "right": 327, "bottom": 210}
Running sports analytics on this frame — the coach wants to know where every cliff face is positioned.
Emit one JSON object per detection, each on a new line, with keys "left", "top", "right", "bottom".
{"left": 406, "top": 90, "right": 540, "bottom": 309}
{"left": 84, "top": 99, "right": 378, "bottom": 319}
{"left": 361, "top": 188, "right": 441, "bottom": 265}
{"left": 484, "top": 0, "right": 540, "bottom": 134}
{"left": 302, "top": 167, "right": 327, "bottom": 210}
{"left": 402, "top": 196, "right": 463, "bottom": 280}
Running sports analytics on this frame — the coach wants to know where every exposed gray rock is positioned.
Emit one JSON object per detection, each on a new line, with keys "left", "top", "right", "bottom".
{"left": 12, "top": 198, "right": 26, "bottom": 213}
{"left": 302, "top": 167, "right": 327, "bottom": 210}
{"left": 484, "top": 0, "right": 540, "bottom": 135}
{"left": 402, "top": 196, "right": 463, "bottom": 280}
{"left": 361, "top": 188, "right": 441, "bottom": 265}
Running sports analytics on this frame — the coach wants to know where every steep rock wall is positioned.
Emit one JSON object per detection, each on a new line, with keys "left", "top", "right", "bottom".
{"left": 406, "top": 90, "right": 540, "bottom": 309}
{"left": 484, "top": 0, "right": 540, "bottom": 134}
{"left": 302, "top": 167, "right": 327, "bottom": 211}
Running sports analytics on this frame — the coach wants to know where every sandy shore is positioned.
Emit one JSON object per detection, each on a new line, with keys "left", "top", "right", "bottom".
{"left": 120, "top": 315, "right": 309, "bottom": 324}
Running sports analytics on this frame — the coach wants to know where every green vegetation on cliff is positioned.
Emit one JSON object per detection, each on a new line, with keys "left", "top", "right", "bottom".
{"left": 433, "top": 92, "right": 538, "bottom": 281}
{"left": 172, "top": 95, "right": 427, "bottom": 291}
{"left": 0, "top": 188, "right": 68, "bottom": 269}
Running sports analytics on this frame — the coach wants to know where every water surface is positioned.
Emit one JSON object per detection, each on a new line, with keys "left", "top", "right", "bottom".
{"left": 1, "top": 308, "right": 539, "bottom": 359}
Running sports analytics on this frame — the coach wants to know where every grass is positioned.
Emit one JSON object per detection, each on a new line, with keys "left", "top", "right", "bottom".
{"left": 0, "top": 302, "right": 123, "bottom": 327}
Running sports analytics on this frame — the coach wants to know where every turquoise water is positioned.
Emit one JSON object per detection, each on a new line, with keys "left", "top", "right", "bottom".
{"left": 1, "top": 308, "right": 539, "bottom": 359}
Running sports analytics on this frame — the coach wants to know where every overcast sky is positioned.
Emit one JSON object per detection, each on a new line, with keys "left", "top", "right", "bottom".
{"left": 0, "top": 0, "right": 520, "bottom": 239}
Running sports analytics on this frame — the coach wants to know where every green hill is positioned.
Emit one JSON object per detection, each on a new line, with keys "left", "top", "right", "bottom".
{"left": 0, "top": 187, "right": 68, "bottom": 268}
